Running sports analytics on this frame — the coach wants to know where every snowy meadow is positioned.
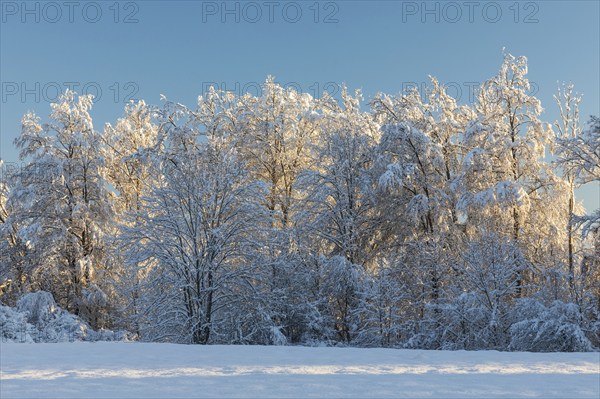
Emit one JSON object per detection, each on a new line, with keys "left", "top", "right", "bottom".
{"left": 1, "top": 343, "right": 599, "bottom": 398}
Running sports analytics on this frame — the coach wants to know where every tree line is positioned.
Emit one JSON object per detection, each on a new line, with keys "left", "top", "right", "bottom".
{"left": 1, "top": 53, "right": 598, "bottom": 350}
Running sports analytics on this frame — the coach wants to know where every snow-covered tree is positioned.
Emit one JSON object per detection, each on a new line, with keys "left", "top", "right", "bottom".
{"left": 120, "top": 99, "right": 265, "bottom": 344}
{"left": 353, "top": 259, "right": 408, "bottom": 347}
{"left": 459, "top": 53, "right": 564, "bottom": 298}
{"left": 103, "top": 100, "right": 159, "bottom": 214}
{"left": 0, "top": 159, "right": 16, "bottom": 300}
{"left": 556, "top": 114, "right": 600, "bottom": 236}
{"left": 101, "top": 100, "right": 160, "bottom": 334}
{"left": 303, "top": 88, "right": 380, "bottom": 266}
{"left": 556, "top": 112, "right": 600, "bottom": 344}
{"left": 371, "top": 78, "right": 471, "bottom": 323}
{"left": 295, "top": 89, "right": 381, "bottom": 342}
{"left": 553, "top": 85, "right": 587, "bottom": 300}
{"left": 237, "top": 77, "right": 320, "bottom": 228}
{"left": 4, "top": 91, "right": 114, "bottom": 327}
{"left": 232, "top": 78, "right": 324, "bottom": 342}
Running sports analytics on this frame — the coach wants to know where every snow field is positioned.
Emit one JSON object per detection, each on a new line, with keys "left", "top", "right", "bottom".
{"left": 1, "top": 342, "right": 598, "bottom": 398}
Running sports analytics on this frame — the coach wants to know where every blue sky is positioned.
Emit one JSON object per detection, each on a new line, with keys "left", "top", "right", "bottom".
{"left": 1, "top": 0, "right": 598, "bottom": 210}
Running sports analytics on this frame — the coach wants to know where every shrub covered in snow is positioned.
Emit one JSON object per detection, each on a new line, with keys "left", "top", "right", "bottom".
{"left": 2, "top": 291, "right": 130, "bottom": 343}
{"left": 16, "top": 291, "right": 59, "bottom": 327}
{"left": 404, "top": 295, "right": 597, "bottom": 352}
{"left": 405, "top": 293, "right": 501, "bottom": 351}
{"left": 15, "top": 291, "right": 88, "bottom": 342}
{"left": 509, "top": 299, "right": 594, "bottom": 352}
{"left": 0, "top": 304, "right": 35, "bottom": 343}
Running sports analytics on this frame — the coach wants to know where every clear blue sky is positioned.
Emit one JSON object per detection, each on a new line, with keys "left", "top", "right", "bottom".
{"left": 1, "top": 0, "right": 598, "bottom": 210}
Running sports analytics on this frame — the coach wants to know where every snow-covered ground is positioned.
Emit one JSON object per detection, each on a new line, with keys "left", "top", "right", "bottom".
{"left": 1, "top": 343, "right": 598, "bottom": 398}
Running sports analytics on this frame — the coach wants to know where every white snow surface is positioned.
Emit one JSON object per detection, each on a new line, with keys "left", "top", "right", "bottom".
{"left": 1, "top": 342, "right": 598, "bottom": 398}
